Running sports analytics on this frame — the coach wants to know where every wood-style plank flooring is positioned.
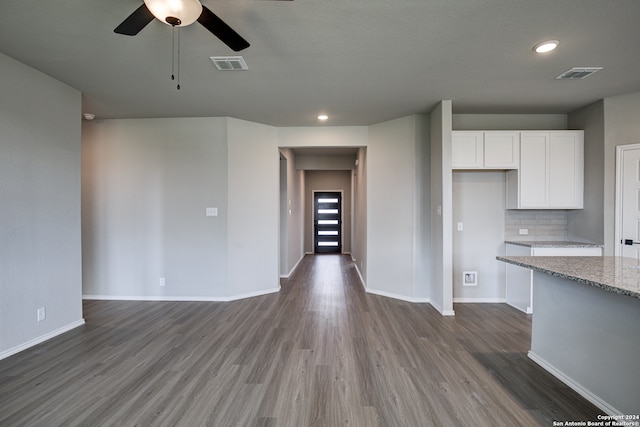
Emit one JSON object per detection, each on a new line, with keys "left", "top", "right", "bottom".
{"left": 0, "top": 254, "right": 601, "bottom": 426}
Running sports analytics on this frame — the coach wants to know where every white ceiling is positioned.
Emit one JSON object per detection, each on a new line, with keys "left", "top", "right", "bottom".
{"left": 1, "top": 0, "right": 639, "bottom": 127}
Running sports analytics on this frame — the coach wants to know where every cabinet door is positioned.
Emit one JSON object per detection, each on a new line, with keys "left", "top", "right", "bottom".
{"left": 484, "top": 132, "right": 519, "bottom": 169}
{"left": 505, "top": 244, "right": 533, "bottom": 313}
{"left": 519, "top": 133, "right": 548, "bottom": 208}
{"left": 548, "top": 131, "right": 583, "bottom": 208}
{"left": 452, "top": 132, "right": 483, "bottom": 169}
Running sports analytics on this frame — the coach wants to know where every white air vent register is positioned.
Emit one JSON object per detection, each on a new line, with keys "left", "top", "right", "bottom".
{"left": 210, "top": 56, "right": 248, "bottom": 71}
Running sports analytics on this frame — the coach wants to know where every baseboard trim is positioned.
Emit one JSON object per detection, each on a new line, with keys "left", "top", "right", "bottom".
{"left": 365, "top": 288, "right": 430, "bottom": 304}
{"left": 505, "top": 301, "right": 533, "bottom": 314}
{"left": 0, "top": 319, "right": 85, "bottom": 361}
{"left": 429, "top": 300, "right": 456, "bottom": 316}
{"left": 527, "top": 351, "right": 621, "bottom": 416}
{"left": 83, "top": 287, "right": 281, "bottom": 303}
{"left": 280, "top": 255, "right": 305, "bottom": 279}
{"left": 453, "top": 297, "right": 507, "bottom": 303}
{"left": 354, "top": 263, "right": 367, "bottom": 292}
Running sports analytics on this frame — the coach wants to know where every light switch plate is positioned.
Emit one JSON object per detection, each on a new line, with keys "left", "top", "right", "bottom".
{"left": 206, "top": 207, "right": 218, "bottom": 217}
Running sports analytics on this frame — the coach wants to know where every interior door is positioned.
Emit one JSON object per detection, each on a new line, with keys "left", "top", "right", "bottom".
{"left": 617, "top": 145, "right": 640, "bottom": 259}
{"left": 314, "top": 192, "right": 342, "bottom": 254}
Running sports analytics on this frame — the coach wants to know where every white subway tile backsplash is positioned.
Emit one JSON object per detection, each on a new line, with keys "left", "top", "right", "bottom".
{"left": 505, "top": 210, "right": 568, "bottom": 241}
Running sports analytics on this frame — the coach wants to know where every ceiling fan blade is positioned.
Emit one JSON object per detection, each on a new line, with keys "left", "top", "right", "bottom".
{"left": 114, "top": 4, "right": 155, "bottom": 36}
{"left": 197, "top": 6, "right": 250, "bottom": 52}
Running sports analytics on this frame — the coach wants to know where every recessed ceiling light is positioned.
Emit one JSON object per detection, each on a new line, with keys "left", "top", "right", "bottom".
{"left": 533, "top": 40, "right": 560, "bottom": 53}
{"left": 317, "top": 114, "right": 329, "bottom": 121}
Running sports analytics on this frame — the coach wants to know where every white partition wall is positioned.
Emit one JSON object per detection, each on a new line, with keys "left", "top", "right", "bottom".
{"left": 0, "top": 52, "right": 83, "bottom": 359}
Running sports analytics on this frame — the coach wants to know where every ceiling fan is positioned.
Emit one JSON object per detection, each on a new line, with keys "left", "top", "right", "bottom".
{"left": 114, "top": 0, "right": 291, "bottom": 52}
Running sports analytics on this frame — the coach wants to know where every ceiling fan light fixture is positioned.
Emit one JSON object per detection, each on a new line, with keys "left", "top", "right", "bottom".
{"left": 533, "top": 39, "right": 560, "bottom": 53}
{"left": 143, "top": 0, "right": 203, "bottom": 27}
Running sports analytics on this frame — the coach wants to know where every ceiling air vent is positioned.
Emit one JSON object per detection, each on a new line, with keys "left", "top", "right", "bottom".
{"left": 556, "top": 67, "right": 602, "bottom": 80}
{"left": 210, "top": 56, "right": 248, "bottom": 71}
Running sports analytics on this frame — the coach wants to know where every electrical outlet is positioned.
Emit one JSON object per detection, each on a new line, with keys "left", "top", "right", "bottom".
{"left": 519, "top": 228, "right": 529, "bottom": 235}
{"left": 37, "top": 307, "right": 46, "bottom": 322}
{"left": 159, "top": 277, "right": 166, "bottom": 287}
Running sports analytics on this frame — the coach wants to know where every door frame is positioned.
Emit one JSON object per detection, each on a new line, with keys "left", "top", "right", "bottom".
{"left": 312, "top": 189, "right": 344, "bottom": 254}
{"left": 615, "top": 143, "right": 640, "bottom": 256}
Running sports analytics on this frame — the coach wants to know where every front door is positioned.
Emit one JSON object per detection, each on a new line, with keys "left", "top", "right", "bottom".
{"left": 314, "top": 192, "right": 342, "bottom": 254}
{"left": 617, "top": 144, "right": 640, "bottom": 258}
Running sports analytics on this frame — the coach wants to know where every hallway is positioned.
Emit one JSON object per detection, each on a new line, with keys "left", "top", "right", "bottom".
{"left": 0, "top": 255, "right": 600, "bottom": 426}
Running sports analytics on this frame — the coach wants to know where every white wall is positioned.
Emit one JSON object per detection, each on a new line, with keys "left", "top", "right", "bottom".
{"left": 82, "top": 117, "right": 230, "bottom": 299}
{"left": 0, "top": 52, "right": 83, "bottom": 358}
{"left": 296, "top": 155, "right": 355, "bottom": 170}
{"left": 414, "top": 115, "right": 431, "bottom": 300}
{"left": 226, "top": 118, "right": 280, "bottom": 297}
{"left": 277, "top": 126, "right": 369, "bottom": 148}
{"left": 353, "top": 148, "right": 368, "bottom": 281}
{"left": 568, "top": 100, "right": 605, "bottom": 246}
{"left": 452, "top": 172, "right": 506, "bottom": 302}
{"left": 430, "top": 101, "right": 454, "bottom": 315}
{"left": 603, "top": 91, "right": 640, "bottom": 255}
{"left": 453, "top": 114, "right": 568, "bottom": 130}
{"left": 279, "top": 155, "right": 288, "bottom": 275}
{"left": 367, "top": 116, "right": 423, "bottom": 301}
{"left": 279, "top": 148, "right": 305, "bottom": 277}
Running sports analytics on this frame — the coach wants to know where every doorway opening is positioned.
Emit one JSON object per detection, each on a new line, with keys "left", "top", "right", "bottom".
{"left": 314, "top": 191, "right": 342, "bottom": 253}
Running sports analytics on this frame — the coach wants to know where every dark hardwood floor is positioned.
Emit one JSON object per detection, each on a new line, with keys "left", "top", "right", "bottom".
{"left": 0, "top": 255, "right": 602, "bottom": 426}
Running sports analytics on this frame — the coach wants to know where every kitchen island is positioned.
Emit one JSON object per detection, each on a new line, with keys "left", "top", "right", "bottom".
{"left": 497, "top": 256, "right": 640, "bottom": 416}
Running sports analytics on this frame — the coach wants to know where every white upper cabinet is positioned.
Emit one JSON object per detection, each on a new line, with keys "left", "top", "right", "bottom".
{"left": 506, "top": 131, "right": 583, "bottom": 209}
{"left": 452, "top": 131, "right": 483, "bottom": 168}
{"left": 483, "top": 132, "right": 520, "bottom": 169}
{"left": 452, "top": 131, "right": 519, "bottom": 169}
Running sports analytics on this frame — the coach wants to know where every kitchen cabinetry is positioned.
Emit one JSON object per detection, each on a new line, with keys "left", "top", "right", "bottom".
{"left": 506, "top": 131, "right": 583, "bottom": 209}
{"left": 504, "top": 242, "right": 602, "bottom": 313}
{"left": 452, "top": 131, "right": 519, "bottom": 169}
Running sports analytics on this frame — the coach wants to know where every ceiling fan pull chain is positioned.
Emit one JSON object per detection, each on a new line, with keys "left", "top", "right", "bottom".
{"left": 176, "top": 27, "right": 181, "bottom": 90}
{"left": 170, "top": 25, "right": 181, "bottom": 90}
{"left": 171, "top": 25, "right": 176, "bottom": 82}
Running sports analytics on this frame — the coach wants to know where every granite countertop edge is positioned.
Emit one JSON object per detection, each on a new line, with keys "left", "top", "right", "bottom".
{"left": 505, "top": 240, "right": 603, "bottom": 248}
{"left": 497, "top": 256, "right": 640, "bottom": 300}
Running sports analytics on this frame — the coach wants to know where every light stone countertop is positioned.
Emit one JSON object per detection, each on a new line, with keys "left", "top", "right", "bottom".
{"left": 496, "top": 256, "right": 640, "bottom": 299}
{"left": 505, "top": 240, "right": 603, "bottom": 248}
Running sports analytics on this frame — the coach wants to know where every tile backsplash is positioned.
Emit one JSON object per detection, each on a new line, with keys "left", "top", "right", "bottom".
{"left": 505, "top": 210, "right": 568, "bottom": 241}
